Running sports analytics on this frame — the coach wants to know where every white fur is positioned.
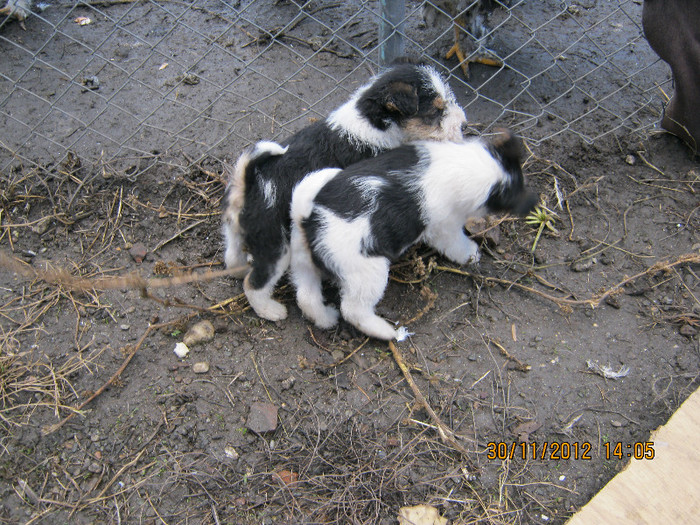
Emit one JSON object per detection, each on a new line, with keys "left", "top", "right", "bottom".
{"left": 424, "top": 66, "right": 453, "bottom": 102}
{"left": 290, "top": 169, "right": 343, "bottom": 328}
{"left": 226, "top": 65, "right": 467, "bottom": 323}
{"left": 291, "top": 139, "right": 513, "bottom": 340}
{"left": 439, "top": 104, "right": 468, "bottom": 142}
{"left": 423, "top": 66, "right": 467, "bottom": 142}
{"left": 327, "top": 65, "right": 467, "bottom": 151}
{"left": 222, "top": 141, "right": 288, "bottom": 277}
{"left": 291, "top": 168, "right": 341, "bottom": 221}
{"left": 416, "top": 140, "right": 505, "bottom": 264}
{"left": 262, "top": 179, "right": 277, "bottom": 208}
{"left": 328, "top": 85, "right": 404, "bottom": 153}
{"left": 291, "top": 179, "right": 398, "bottom": 339}
{"left": 353, "top": 176, "right": 386, "bottom": 204}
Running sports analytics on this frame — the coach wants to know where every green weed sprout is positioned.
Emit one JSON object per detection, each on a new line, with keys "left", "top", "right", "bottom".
{"left": 525, "top": 203, "right": 559, "bottom": 252}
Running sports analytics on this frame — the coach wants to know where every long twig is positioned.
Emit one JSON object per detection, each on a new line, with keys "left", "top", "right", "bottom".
{"left": 1, "top": 250, "right": 247, "bottom": 292}
{"left": 41, "top": 317, "right": 192, "bottom": 435}
{"left": 435, "top": 252, "right": 699, "bottom": 310}
{"left": 388, "top": 341, "right": 476, "bottom": 460}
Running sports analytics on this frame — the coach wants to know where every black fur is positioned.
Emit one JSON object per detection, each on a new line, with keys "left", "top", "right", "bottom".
{"left": 236, "top": 63, "right": 463, "bottom": 293}
{"left": 309, "top": 145, "right": 425, "bottom": 263}
{"left": 240, "top": 124, "right": 377, "bottom": 288}
{"left": 290, "top": 133, "right": 537, "bottom": 340}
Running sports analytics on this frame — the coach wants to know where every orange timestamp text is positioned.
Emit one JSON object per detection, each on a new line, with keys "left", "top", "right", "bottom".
{"left": 485, "top": 441, "right": 656, "bottom": 460}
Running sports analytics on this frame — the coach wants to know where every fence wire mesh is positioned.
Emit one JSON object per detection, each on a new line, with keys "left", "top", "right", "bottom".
{"left": 1, "top": 0, "right": 670, "bottom": 175}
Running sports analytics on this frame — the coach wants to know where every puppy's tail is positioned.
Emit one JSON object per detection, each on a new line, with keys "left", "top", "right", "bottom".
{"left": 290, "top": 168, "right": 342, "bottom": 224}
{"left": 222, "top": 141, "right": 288, "bottom": 277}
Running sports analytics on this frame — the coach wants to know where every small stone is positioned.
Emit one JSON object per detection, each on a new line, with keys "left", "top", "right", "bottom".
{"left": 246, "top": 402, "right": 278, "bottom": 433}
{"left": 192, "top": 362, "right": 210, "bottom": 374}
{"left": 182, "top": 73, "right": 200, "bottom": 85}
{"left": 31, "top": 217, "right": 51, "bottom": 235}
{"left": 465, "top": 217, "right": 500, "bottom": 246}
{"left": 280, "top": 376, "right": 296, "bottom": 391}
{"left": 605, "top": 295, "right": 621, "bottom": 309}
{"left": 120, "top": 324, "right": 130, "bottom": 331}
{"left": 679, "top": 324, "right": 697, "bottom": 338}
{"left": 88, "top": 462, "right": 102, "bottom": 474}
{"left": 224, "top": 445, "right": 239, "bottom": 460}
{"left": 625, "top": 154, "right": 636, "bottom": 165}
{"left": 129, "top": 242, "right": 148, "bottom": 263}
{"left": 183, "top": 320, "right": 215, "bottom": 347}
{"left": 600, "top": 252, "right": 614, "bottom": 265}
{"left": 610, "top": 420, "right": 624, "bottom": 428}
{"left": 273, "top": 469, "right": 299, "bottom": 487}
{"left": 570, "top": 258, "right": 594, "bottom": 272}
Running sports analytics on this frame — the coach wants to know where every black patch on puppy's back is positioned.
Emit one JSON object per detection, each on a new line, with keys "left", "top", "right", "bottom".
{"left": 311, "top": 145, "right": 426, "bottom": 262}
{"left": 313, "top": 145, "right": 420, "bottom": 217}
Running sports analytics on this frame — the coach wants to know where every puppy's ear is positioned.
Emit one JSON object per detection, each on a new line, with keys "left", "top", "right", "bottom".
{"left": 383, "top": 81, "right": 419, "bottom": 117}
{"left": 491, "top": 128, "right": 524, "bottom": 163}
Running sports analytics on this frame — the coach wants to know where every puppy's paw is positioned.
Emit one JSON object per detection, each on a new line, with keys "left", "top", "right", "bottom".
{"left": 453, "top": 246, "right": 480, "bottom": 266}
{"left": 314, "top": 305, "right": 340, "bottom": 329}
{"left": 466, "top": 248, "right": 481, "bottom": 265}
{"left": 255, "top": 300, "right": 288, "bottom": 322}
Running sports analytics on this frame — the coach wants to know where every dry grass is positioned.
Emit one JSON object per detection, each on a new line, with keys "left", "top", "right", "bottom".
{"left": 0, "top": 347, "right": 106, "bottom": 430}
{"left": 1, "top": 144, "right": 698, "bottom": 524}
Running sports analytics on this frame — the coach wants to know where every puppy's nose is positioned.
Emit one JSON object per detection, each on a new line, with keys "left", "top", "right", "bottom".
{"left": 515, "top": 191, "right": 539, "bottom": 216}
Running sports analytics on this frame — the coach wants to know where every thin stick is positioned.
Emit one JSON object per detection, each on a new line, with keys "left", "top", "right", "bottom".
{"left": 488, "top": 338, "right": 530, "bottom": 372}
{"left": 403, "top": 286, "right": 438, "bottom": 325}
{"left": 307, "top": 327, "right": 370, "bottom": 368}
{"left": 388, "top": 341, "right": 476, "bottom": 458}
{"left": 435, "top": 252, "right": 699, "bottom": 310}
{"left": 41, "top": 318, "right": 191, "bottom": 435}
{"left": 152, "top": 219, "right": 206, "bottom": 253}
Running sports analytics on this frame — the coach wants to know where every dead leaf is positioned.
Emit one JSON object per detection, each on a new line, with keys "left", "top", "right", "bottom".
{"left": 273, "top": 469, "right": 299, "bottom": 487}
{"left": 513, "top": 420, "right": 542, "bottom": 442}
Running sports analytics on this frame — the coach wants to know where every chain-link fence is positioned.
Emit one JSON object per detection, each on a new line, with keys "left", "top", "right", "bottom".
{"left": 1, "top": 0, "right": 670, "bottom": 175}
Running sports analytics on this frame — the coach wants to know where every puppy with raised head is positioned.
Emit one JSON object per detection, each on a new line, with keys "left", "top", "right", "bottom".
{"left": 222, "top": 61, "right": 467, "bottom": 321}
{"left": 289, "top": 130, "right": 537, "bottom": 341}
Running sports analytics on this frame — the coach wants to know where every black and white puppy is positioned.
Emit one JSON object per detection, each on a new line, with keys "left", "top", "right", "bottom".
{"left": 222, "top": 62, "right": 467, "bottom": 321}
{"left": 289, "top": 130, "right": 537, "bottom": 341}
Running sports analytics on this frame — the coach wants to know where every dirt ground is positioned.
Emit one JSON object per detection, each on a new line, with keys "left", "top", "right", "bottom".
{"left": 1, "top": 1, "right": 699, "bottom": 524}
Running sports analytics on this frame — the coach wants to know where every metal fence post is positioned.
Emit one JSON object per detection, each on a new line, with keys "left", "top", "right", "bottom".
{"left": 379, "top": 0, "right": 405, "bottom": 67}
